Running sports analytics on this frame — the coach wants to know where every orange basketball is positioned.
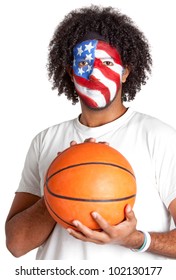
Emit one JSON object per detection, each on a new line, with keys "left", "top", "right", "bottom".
{"left": 44, "top": 142, "right": 136, "bottom": 230}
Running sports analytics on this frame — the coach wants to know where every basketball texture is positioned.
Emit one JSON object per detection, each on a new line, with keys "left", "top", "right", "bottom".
{"left": 44, "top": 142, "right": 136, "bottom": 230}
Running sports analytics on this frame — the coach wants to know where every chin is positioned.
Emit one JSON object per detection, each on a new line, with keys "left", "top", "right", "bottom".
{"left": 81, "top": 96, "right": 118, "bottom": 111}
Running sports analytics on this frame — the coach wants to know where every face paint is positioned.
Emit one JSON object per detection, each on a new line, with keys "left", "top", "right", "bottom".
{"left": 72, "top": 40, "right": 123, "bottom": 109}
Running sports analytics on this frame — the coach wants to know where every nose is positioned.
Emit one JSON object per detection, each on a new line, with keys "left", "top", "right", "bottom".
{"left": 89, "top": 74, "right": 98, "bottom": 81}
{"left": 89, "top": 67, "right": 99, "bottom": 81}
{"left": 88, "top": 59, "right": 102, "bottom": 80}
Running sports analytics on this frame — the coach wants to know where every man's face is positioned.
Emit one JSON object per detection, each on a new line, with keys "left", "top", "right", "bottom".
{"left": 72, "top": 39, "right": 123, "bottom": 109}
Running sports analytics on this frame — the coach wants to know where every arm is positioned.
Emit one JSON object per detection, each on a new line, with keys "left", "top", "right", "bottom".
{"left": 148, "top": 198, "right": 176, "bottom": 258}
{"left": 67, "top": 199, "right": 176, "bottom": 259}
{"left": 5, "top": 192, "right": 56, "bottom": 257}
{"left": 5, "top": 139, "right": 86, "bottom": 258}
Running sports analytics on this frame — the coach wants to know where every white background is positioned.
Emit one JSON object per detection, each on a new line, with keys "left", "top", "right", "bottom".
{"left": 0, "top": 0, "right": 176, "bottom": 276}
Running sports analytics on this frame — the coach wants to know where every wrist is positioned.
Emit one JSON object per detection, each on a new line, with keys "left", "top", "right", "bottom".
{"left": 131, "top": 231, "right": 151, "bottom": 253}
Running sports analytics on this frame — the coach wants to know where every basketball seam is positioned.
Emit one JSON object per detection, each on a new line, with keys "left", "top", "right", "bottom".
{"left": 45, "top": 186, "right": 136, "bottom": 202}
{"left": 45, "top": 196, "right": 75, "bottom": 227}
{"left": 45, "top": 196, "right": 101, "bottom": 231}
{"left": 47, "top": 161, "right": 135, "bottom": 180}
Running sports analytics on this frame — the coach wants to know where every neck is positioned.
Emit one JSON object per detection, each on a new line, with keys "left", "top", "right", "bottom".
{"left": 79, "top": 100, "right": 127, "bottom": 127}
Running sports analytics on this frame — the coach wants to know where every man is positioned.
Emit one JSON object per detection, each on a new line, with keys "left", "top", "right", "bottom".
{"left": 5, "top": 5, "right": 176, "bottom": 260}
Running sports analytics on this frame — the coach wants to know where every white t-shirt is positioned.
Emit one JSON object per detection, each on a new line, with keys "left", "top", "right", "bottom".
{"left": 17, "top": 108, "right": 176, "bottom": 260}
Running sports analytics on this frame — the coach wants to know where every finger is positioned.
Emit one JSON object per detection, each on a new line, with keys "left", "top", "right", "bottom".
{"left": 67, "top": 227, "right": 88, "bottom": 242}
{"left": 125, "top": 204, "right": 135, "bottom": 221}
{"left": 84, "top": 138, "right": 96, "bottom": 143}
{"left": 91, "top": 212, "right": 113, "bottom": 235}
{"left": 70, "top": 140, "right": 78, "bottom": 146}
{"left": 98, "top": 141, "right": 109, "bottom": 145}
{"left": 71, "top": 220, "right": 109, "bottom": 243}
{"left": 72, "top": 220, "right": 96, "bottom": 237}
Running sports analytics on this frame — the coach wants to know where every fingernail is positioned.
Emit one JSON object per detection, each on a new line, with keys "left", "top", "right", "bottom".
{"left": 70, "top": 142, "right": 76, "bottom": 146}
{"left": 67, "top": 228, "right": 72, "bottom": 234}
{"left": 72, "top": 220, "right": 79, "bottom": 226}
{"left": 92, "top": 212, "right": 98, "bottom": 218}
{"left": 126, "top": 204, "right": 132, "bottom": 212}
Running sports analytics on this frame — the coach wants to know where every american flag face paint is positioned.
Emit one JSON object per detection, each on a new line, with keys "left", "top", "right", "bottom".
{"left": 72, "top": 40, "right": 123, "bottom": 109}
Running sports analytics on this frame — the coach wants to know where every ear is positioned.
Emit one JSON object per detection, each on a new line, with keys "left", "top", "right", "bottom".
{"left": 67, "top": 66, "right": 74, "bottom": 81}
{"left": 122, "top": 67, "right": 130, "bottom": 83}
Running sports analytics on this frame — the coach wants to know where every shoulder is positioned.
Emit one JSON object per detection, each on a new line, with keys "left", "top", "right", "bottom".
{"left": 35, "top": 118, "right": 76, "bottom": 141}
{"left": 29, "top": 118, "right": 77, "bottom": 152}
{"left": 131, "top": 109, "right": 176, "bottom": 137}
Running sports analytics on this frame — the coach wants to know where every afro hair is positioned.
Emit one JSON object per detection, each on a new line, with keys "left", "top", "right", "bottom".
{"left": 47, "top": 5, "right": 152, "bottom": 104}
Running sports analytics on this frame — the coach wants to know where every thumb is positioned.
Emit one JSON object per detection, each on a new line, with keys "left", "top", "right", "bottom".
{"left": 125, "top": 204, "right": 135, "bottom": 221}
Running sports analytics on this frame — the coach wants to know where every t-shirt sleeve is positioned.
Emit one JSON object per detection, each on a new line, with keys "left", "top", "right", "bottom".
{"left": 16, "top": 135, "right": 42, "bottom": 197}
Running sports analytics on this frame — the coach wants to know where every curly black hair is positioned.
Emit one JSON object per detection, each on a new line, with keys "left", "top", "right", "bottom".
{"left": 47, "top": 5, "right": 152, "bottom": 104}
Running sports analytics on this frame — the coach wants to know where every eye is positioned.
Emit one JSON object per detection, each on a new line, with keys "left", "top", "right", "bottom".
{"left": 78, "top": 61, "right": 88, "bottom": 68}
{"left": 102, "top": 60, "right": 114, "bottom": 66}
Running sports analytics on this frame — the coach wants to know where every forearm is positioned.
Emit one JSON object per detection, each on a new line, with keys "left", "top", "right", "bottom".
{"left": 5, "top": 197, "right": 56, "bottom": 257}
{"left": 120, "top": 207, "right": 176, "bottom": 258}
{"left": 128, "top": 229, "right": 176, "bottom": 258}
{"left": 148, "top": 229, "right": 176, "bottom": 258}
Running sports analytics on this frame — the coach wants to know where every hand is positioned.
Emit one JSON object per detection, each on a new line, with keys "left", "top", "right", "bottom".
{"left": 70, "top": 137, "right": 109, "bottom": 146}
{"left": 57, "top": 138, "right": 108, "bottom": 155}
{"left": 67, "top": 205, "right": 143, "bottom": 249}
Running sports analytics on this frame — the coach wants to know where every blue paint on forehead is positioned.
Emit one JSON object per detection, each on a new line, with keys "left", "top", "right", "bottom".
{"left": 73, "top": 39, "right": 98, "bottom": 80}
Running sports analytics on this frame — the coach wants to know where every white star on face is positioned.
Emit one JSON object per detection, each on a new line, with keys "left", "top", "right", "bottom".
{"left": 85, "top": 53, "right": 93, "bottom": 62}
{"left": 86, "top": 65, "right": 92, "bottom": 72}
{"left": 78, "top": 68, "right": 85, "bottom": 75}
{"left": 84, "top": 42, "right": 95, "bottom": 53}
{"left": 77, "top": 46, "right": 84, "bottom": 56}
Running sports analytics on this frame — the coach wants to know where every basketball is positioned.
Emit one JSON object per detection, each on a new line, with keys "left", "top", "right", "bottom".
{"left": 44, "top": 142, "right": 136, "bottom": 230}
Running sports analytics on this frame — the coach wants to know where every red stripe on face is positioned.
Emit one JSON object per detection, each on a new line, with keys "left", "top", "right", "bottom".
{"left": 97, "top": 41, "right": 122, "bottom": 65}
{"left": 73, "top": 74, "right": 111, "bottom": 103}
{"left": 75, "top": 89, "right": 98, "bottom": 108}
{"left": 93, "top": 58, "right": 121, "bottom": 87}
